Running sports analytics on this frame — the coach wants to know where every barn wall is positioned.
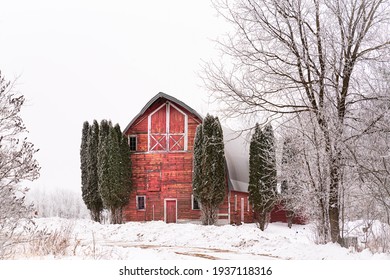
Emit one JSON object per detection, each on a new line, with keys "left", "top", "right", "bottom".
{"left": 122, "top": 152, "right": 203, "bottom": 222}
{"left": 270, "top": 202, "right": 306, "bottom": 225}
{"left": 123, "top": 99, "right": 202, "bottom": 222}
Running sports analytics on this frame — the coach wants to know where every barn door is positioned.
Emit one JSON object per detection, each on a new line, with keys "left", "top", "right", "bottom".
{"left": 148, "top": 102, "right": 188, "bottom": 152}
{"left": 169, "top": 105, "right": 187, "bottom": 151}
{"left": 165, "top": 199, "right": 177, "bottom": 223}
{"left": 149, "top": 103, "right": 167, "bottom": 151}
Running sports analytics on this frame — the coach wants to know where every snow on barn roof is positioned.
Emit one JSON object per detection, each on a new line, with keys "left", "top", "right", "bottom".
{"left": 124, "top": 92, "right": 250, "bottom": 193}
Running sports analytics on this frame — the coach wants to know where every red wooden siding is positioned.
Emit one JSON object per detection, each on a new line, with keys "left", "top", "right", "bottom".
{"left": 270, "top": 202, "right": 306, "bottom": 225}
{"left": 123, "top": 98, "right": 203, "bottom": 222}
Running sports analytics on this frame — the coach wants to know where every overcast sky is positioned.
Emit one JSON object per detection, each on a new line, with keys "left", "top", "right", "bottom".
{"left": 0, "top": 0, "right": 228, "bottom": 193}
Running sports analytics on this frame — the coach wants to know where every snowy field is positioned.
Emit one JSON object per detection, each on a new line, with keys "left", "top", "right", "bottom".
{"left": 12, "top": 217, "right": 390, "bottom": 260}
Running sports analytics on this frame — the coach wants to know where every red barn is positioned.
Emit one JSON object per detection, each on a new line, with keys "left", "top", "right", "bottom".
{"left": 122, "top": 92, "right": 254, "bottom": 224}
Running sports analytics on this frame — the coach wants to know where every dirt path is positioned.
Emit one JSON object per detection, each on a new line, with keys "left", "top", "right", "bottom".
{"left": 99, "top": 242, "right": 285, "bottom": 260}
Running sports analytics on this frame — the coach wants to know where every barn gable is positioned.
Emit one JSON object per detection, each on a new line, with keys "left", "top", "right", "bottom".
{"left": 124, "top": 92, "right": 202, "bottom": 134}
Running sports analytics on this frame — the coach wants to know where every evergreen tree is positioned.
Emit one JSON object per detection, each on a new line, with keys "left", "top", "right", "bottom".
{"left": 192, "top": 124, "right": 203, "bottom": 201}
{"left": 80, "top": 121, "right": 103, "bottom": 222}
{"left": 98, "top": 121, "right": 132, "bottom": 224}
{"left": 106, "top": 124, "right": 122, "bottom": 223}
{"left": 118, "top": 130, "right": 132, "bottom": 221}
{"left": 97, "top": 120, "right": 111, "bottom": 220}
{"left": 98, "top": 120, "right": 116, "bottom": 223}
{"left": 87, "top": 120, "right": 103, "bottom": 222}
{"left": 80, "top": 121, "right": 90, "bottom": 206}
{"left": 248, "top": 123, "right": 277, "bottom": 231}
{"left": 193, "top": 114, "right": 226, "bottom": 225}
{"left": 81, "top": 120, "right": 103, "bottom": 222}
{"left": 81, "top": 119, "right": 132, "bottom": 224}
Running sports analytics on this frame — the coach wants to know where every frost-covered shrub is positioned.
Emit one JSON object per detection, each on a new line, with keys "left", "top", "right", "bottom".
{"left": 343, "top": 220, "right": 390, "bottom": 253}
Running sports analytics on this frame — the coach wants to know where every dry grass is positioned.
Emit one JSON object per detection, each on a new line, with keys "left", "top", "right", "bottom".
{"left": 29, "top": 222, "right": 76, "bottom": 257}
{"left": 1, "top": 221, "right": 79, "bottom": 259}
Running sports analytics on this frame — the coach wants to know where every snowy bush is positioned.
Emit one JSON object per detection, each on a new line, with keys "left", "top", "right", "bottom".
{"left": 343, "top": 220, "right": 390, "bottom": 253}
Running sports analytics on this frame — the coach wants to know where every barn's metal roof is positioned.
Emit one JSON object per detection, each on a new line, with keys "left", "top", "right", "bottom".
{"left": 124, "top": 92, "right": 250, "bottom": 193}
{"left": 223, "top": 127, "right": 250, "bottom": 193}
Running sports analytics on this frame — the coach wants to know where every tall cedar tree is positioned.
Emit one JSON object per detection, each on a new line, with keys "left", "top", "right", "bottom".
{"left": 97, "top": 120, "right": 111, "bottom": 220}
{"left": 118, "top": 130, "right": 133, "bottom": 216}
{"left": 80, "top": 121, "right": 90, "bottom": 208}
{"left": 98, "top": 121, "right": 132, "bottom": 224}
{"left": 248, "top": 123, "right": 277, "bottom": 231}
{"left": 81, "top": 121, "right": 103, "bottom": 222}
{"left": 193, "top": 114, "right": 226, "bottom": 225}
{"left": 192, "top": 124, "right": 203, "bottom": 203}
{"left": 106, "top": 124, "right": 121, "bottom": 223}
{"left": 87, "top": 120, "right": 103, "bottom": 221}
{"left": 110, "top": 124, "right": 132, "bottom": 224}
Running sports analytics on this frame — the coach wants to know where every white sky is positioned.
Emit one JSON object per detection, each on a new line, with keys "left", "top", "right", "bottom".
{"left": 0, "top": 0, "right": 228, "bottom": 193}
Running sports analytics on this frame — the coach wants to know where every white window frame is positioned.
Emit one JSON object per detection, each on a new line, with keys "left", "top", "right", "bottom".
{"left": 128, "top": 135, "right": 137, "bottom": 152}
{"left": 136, "top": 195, "right": 146, "bottom": 211}
{"left": 191, "top": 194, "right": 200, "bottom": 210}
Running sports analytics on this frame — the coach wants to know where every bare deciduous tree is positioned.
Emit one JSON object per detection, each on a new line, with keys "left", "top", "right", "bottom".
{"left": 203, "top": 0, "right": 390, "bottom": 243}
{"left": 0, "top": 72, "right": 40, "bottom": 258}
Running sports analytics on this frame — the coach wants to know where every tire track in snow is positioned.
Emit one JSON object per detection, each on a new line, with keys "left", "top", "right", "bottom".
{"left": 99, "top": 242, "right": 284, "bottom": 260}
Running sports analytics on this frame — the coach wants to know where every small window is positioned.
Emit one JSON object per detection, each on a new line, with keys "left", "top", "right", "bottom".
{"left": 234, "top": 195, "right": 237, "bottom": 211}
{"left": 136, "top": 195, "right": 145, "bottom": 210}
{"left": 247, "top": 197, "right": 250, "bottom": 212}
{"left": 129, "top": 136, "right": 137, "bottom": 152}
{"left": 192, "top": 194, "right": 200, "bottom": 210}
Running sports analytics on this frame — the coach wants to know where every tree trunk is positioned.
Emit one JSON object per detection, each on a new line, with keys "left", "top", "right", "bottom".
{"left": 91, "top": 208, "right": 101, "bottom": 223}
{"left": 319, "top": 114, "right": 341, "bottom": 243}
{"left": 329, "top": 151, "right": 342, "bottom": 243}
{"left": 286, "top": 210, "right": 294, "bottom": 229}
{"left": 201, "top": 203, "right": 218, "bottom": 225}
{"left": 257, "top": 211, "right": 267, "bottom": 231}
{"left": 110, "top": 207, "right": 118, "bottom": 224}
{"left": 116, "top": 207, "right": 123, "bottom": 224}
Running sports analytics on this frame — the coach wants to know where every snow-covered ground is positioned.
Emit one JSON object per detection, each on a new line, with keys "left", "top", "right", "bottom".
{"left": 14, "top": 217, "right": 390, "bottom": 260}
